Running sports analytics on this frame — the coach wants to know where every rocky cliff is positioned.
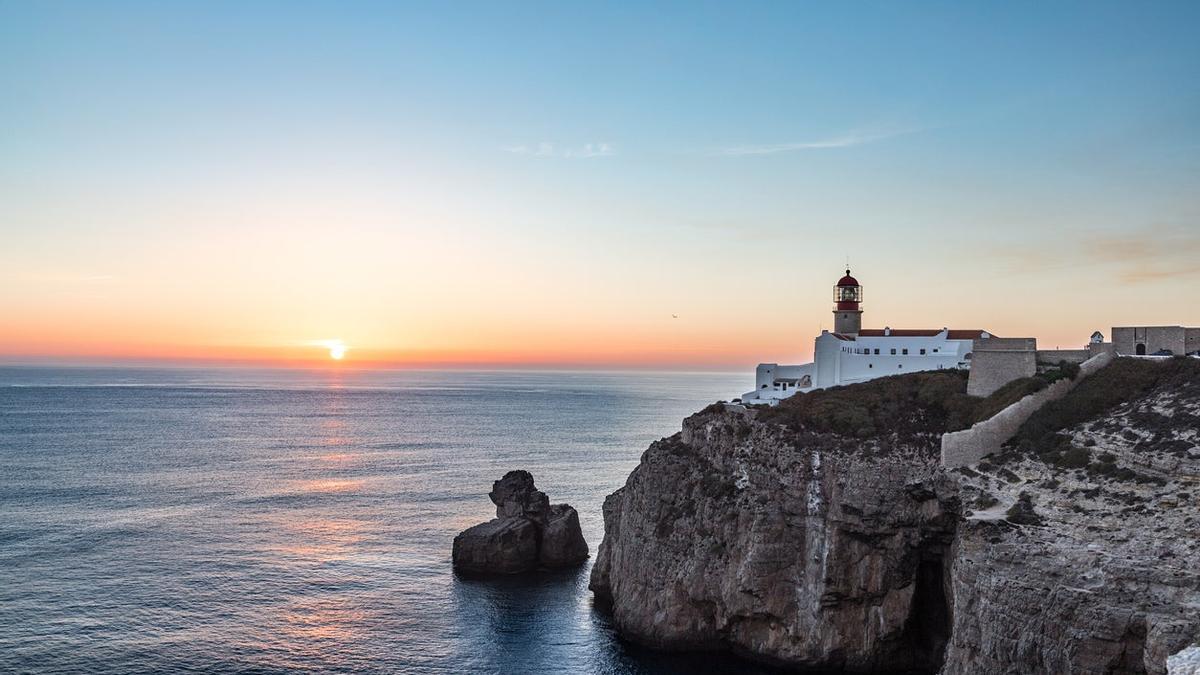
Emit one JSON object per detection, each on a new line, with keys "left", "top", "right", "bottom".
{"left": 590, "top": 359, "right": 1200, "bottom": 674}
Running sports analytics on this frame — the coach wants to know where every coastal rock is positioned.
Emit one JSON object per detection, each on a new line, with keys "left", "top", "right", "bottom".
{"left": 539, "top": 504, "right": 589, "bottom": 567}
{"left": 451, "top": 516, "right": 539, "bottom": 574}
{"left": 489, "top": 470, "right": 550, "bottom": 524}
{"left": 453, "top": 470, "right": 588, "bottom": 574}
{"left": 590, "top": 406, "right": 958, "bottom": 672}
{"left": 1002, "top": 490, "right": 1043, "bottom": 525}
{"left": 592, "top": 359, "right": 1200, "bottom": 673}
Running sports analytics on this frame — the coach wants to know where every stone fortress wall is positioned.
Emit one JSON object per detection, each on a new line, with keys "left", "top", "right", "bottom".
{"left": 1112, "top": 325, "right": 1200, "bottom": 356}
{"left": 966, "top": 337, "right": 1037, "bottom": 397}
{"left": 942, "top": 350, "right": 1116, "bottom": 469}
{"left": 1035, "top": 349, "right": 1091, "bottom": 365}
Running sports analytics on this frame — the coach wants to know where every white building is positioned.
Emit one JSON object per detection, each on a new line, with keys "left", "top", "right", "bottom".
{"left": 741, "top": 269, "right": 995, "bottom": 404}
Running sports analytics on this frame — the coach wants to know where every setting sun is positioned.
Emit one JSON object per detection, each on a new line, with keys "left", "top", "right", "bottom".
{"left": 319, "top": 340, "right": 347, "bottom": 360}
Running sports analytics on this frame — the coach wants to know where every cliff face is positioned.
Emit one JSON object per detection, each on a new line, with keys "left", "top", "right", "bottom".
{"left": 590, "top": 408, "right": 960, "bottom": 672}
{"left": 590, "top": 360, "right": 1200, "bottom": 674}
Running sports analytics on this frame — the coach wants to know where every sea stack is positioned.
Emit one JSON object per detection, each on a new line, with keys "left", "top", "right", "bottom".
{"left": 452, "top": 470, "right": 588, "bottom": 574}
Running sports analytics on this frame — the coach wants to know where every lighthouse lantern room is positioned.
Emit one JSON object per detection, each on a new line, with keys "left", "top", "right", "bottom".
{"left": 833, "top": 269, "right": 863, "bottom": 335}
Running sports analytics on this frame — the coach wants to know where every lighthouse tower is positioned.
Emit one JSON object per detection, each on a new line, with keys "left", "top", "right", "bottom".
{"left": 834, "top": 269, "right": 863, "bottom": 335}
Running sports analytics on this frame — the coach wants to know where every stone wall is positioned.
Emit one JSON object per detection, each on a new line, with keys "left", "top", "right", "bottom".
{"left": 966, "top": 337, "right": 1037, "bottom": 397}
{"left": 1113, "top": 326, "right": 1187, "bottom": 355}
{"left": 942, "top": 350, "right": 1115, "bottom": 468}
{"left": 1035, "top": 349, "right": 1091, "bottom": 365}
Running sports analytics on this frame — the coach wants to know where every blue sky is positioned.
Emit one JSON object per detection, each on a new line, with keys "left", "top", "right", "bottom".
{"left": 1, "top": 2, "right": 1198, "bottom": 365}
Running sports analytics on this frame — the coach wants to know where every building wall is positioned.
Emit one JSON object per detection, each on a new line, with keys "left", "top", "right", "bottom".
{"left": 973, "top": 337, "right": 1036, "bottom": 352}
{"left": 819, "top": 332, "right": 974, "bottom": 387}
{"left": 966, "top": 337, "right": 1037, "bottom": 397}
{"left": 942, "top": 351, "right": 1115, "bottom": 468}
{"left": 1188, "top": 329, "right": 1200, "bottom": 355}
{"left": 1035, "top": 349, "right": 1091, "bottom": 365}
{"left": 967, "top": 350, "right": 1037, "bottom": 397}
{"left": 834, "top": 310, "right": 862, "bottom": 335}
{"left": 747, "top": 363, "right": 815, "bottom": 402}
{"left": 745, "top": 331, "right": 976, "bottom": 402}
{"left": 1112, "top": 326, "right": 1187, "bottom": 355}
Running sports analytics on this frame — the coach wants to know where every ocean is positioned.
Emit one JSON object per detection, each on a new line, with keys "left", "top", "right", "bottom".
{"left": 0, "top": 366, "right": 784, "bottom": 674}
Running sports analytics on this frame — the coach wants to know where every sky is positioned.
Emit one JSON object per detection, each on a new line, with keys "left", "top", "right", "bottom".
{"left": 1, "top": 1, "right": 1198, "bottom": 369}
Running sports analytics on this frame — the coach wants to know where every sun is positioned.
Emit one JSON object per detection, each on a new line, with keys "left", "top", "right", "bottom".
{"left": 322, "top": 340, "right": 347, "bottom": 360}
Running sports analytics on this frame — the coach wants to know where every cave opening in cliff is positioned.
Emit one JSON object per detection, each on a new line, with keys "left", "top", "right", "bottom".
{"left": 904, "top": 550, "right": 951, "bottom": 673}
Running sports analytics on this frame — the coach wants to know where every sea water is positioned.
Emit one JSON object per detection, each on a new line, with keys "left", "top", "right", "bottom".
{"left": 0, "top": 366, "right": 787, "bottom": 674}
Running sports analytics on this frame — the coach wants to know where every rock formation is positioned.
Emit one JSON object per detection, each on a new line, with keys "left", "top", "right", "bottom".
{"left": 453, "top": 470, "right": 588, "bottom": 574}
{"left": 591, "top": 359, "right": 1200, "bottom": 673}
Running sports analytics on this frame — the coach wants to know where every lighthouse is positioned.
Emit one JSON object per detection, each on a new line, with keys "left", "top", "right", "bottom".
{"left": 743, "top": 265, "right": 996, "bottom": 403}
{"left": 834, "top": 269, "right": 863, "bottom": 335}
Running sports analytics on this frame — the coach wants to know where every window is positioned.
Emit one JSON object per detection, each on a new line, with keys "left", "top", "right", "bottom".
{"left": 898, "top": 364, "right": 903, "bottom": 369}
{"left": 902, "top": 348, "right": 909, "bottom": 355}
{"left": 874, "top": 348, "right": 880, "bottom": 355}
{"left": 919, "top": 348, "right": 926, "bottom": 355}
{"left": 933, "top": 348, "right": 939, "bottom": 353}
{"left": 890, "top": 348, "right": 896, "bottom": 355}
{"left": 868, "top": 364, "right": 873, "bottom": 368}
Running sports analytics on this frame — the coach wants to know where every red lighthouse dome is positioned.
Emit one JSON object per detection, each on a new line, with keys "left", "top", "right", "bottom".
{"left": 834, "top": 268, "right": 862, "bottom": 309}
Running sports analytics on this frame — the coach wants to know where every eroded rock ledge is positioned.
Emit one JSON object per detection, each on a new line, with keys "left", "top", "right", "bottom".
{"left": 591, "top": 359, "right": 1200, "bottom": 674}
{"left": 453, "top": 470, "right": 588, "bottom": 574}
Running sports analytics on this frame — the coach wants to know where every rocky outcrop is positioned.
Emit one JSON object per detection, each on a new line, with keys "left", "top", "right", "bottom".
{"left": 590, "top": 406, "right": 958, "bottom": 672}
{"left": 453, "top": 470, "right": 588, "bottom": 574}
{"left": 540, "top": 504, "right": 589, "bottom": 567}
{"left": 592, "top": 359, "right": 1200, "bottom": 673}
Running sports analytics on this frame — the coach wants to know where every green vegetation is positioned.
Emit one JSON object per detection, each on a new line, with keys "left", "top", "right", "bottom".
{"left": 1056, "top": 446, "right": 1091, "bottom": 469}
{"left": 752, "top": 362, "right": 1092, "bottom": 439}
{"left": 755, "top": 370, "right": 974, "bottom": 438}
{"left": 1009, "top": 357, "right": 1200, "bottom": 457}
{"left": 973, "top": 493, "right": 998, "bottom": 509}
{"left": 968, "top": 376, "right": 1047, "bottom": 422}
{"left": 728, "top": 357, "right": 1200, "bottom": 451}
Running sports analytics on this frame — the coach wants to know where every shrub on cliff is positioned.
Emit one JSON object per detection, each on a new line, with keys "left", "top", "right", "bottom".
{"left": 757, "top": 370, "right": 977, "bottom": 439}
{"left": 754, "top": 368, "right": 1076, "bottom": 440}
{"left": 1009, "top": 357, "right": 1200, "bottom": 458}
{"left": 967, "top": 376, "right": 1047, "bottom": 425}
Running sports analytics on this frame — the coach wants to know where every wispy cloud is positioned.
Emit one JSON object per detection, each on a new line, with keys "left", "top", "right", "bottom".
{"left": 992, "top": 224, "right": 1200, "bottom": 284}
{"left": 17, "top": 272, "right": 116, "bottom": 284}
{"left": 502, "top": 142, "right": 614, "bottom": 158}
{"left": 717, "top": 127, "right": 918, "bottom": 156}
{"left": 1082, "top": 228, "right": 1200, "bottom": 283}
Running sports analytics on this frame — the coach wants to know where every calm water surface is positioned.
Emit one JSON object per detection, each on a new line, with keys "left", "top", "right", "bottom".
{"left": 0, "top": 367, "right": 786, "bottom": 674}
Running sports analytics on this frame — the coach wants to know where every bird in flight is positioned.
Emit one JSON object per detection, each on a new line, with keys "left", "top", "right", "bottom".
{"left": 672, "top": 314, "right": 678, "bottom": 319}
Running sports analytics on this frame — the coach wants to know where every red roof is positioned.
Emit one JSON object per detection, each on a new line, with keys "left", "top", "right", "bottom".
{"left": 836, "top": 269, "right": 859, "bottom": 287}
{"left": 835, "top": 329, "right": 994, "bottom": 340}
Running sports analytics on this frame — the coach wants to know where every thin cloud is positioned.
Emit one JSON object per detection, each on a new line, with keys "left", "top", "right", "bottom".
{"left": 1082, "top": 229, "right": 1200, "bottom": 283}
{"left": 503, "top": 142, "right": 614, "bottom": 158}
{"left": 717, "top": 127, "right": 918, "bottom": 156}
{"left": 992, "top": 225, "right": 1200, "bottom": 284}
{"left": 565, "top": 143, "right": 613, "bottom": 158}
{"left": 18, "top": 272, "right": 116, "bottom": 284}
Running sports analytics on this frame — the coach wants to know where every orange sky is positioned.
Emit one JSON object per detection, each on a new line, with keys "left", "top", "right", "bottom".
{"left": 3, "top": 4, "right": 1197, "bottom": 370}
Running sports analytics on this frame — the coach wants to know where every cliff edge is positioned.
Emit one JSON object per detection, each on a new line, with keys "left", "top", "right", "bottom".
{"left": 590, "top": 359, "right": 1200, "bottom": 674}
